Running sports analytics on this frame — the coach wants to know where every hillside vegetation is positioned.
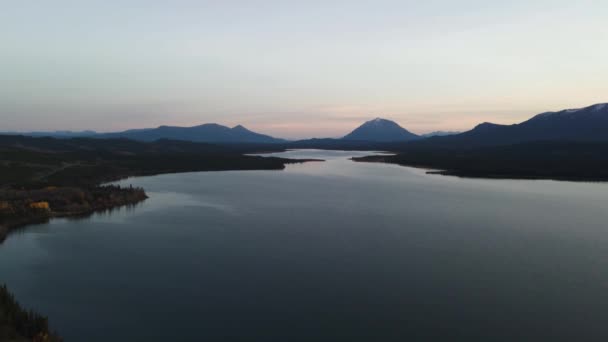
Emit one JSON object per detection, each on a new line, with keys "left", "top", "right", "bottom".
{"left": 0, "top": 135, "right": 303, "bottom": 341}
{"left": 354, "top": 141, "right": 608, "bottom": 181}
{"left": 0, "top": 285, "right": 62, "bottom": 342}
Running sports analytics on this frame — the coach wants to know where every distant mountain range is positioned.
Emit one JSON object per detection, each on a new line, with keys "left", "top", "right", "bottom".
{"left": 342, "top": 118, "right": 419, "bottom": 142}
{"left": 5, "top": 102, "right": 608, "bottom": 146}
{"left": 98, "top": 124, "right": 284, "bottom": 144}
{"left": 425, "top": 103, "right": 608, "bottom": 147}
{"left": 5, "top": 124, "right": 283, "bottom": 144}
{"left": 8, "top": 118, "right": 422, "bottom": 144}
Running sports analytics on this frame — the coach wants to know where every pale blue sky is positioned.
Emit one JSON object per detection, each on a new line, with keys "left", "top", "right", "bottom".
{"left": 2, "top": 0, "right": 607, "bottom": 138}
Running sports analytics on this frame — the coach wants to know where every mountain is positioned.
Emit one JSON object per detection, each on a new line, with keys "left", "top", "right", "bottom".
{"left": 421, "top": 131, "right": 460, "bottom": 138}
{"left": 424, "top": 103, "right": 608, "bottom": 147}
{"left": 100, "top": 124, "right": 284, "bottom": 144}
{"left": 342, "top": 118, "right": 419, "bottom": 142}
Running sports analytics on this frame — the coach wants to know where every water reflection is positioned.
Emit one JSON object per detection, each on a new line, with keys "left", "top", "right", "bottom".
{"left": 2, "top": 150, "right": 608, "bottom": 341}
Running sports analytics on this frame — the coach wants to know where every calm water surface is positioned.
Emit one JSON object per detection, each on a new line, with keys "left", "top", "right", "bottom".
{"left": 2, "top": 150, "right": 608, "bottom": 341}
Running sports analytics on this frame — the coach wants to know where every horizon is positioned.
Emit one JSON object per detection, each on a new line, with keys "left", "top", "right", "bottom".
{"left": 5, "top": 102, "right": 607, "bottom": 140}
{"left": 3, "top": 1, "right": 608, "bottom": 139}
{"left": 5, "top": 2, "right": 608, "bottom": 339}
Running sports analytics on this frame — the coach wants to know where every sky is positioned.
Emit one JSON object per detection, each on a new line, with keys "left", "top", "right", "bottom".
{"left": 1, "top": 0, "right": 607, "bottom": 139}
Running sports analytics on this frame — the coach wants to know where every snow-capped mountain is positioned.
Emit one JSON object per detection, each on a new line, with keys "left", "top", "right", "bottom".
{"left": 342, "top": 118, "right": 419, "bottom": 142}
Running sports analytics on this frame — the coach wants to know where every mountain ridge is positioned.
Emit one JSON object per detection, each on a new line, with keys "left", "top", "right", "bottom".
{"left": 342, "top": 118, "right": 419, "bottom": 142}
{"left": 5, "top": 102, "right": 608, "bottom": 146}
{"left": 98, "top": 123, "right": 284, "bottom": 144}
{"left": 421, "top": 103, "right": 608, "bottom": 147}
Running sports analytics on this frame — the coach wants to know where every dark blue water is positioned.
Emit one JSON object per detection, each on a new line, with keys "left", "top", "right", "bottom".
{"left": 2, "top": 150, "right": 608, "bottom": 341}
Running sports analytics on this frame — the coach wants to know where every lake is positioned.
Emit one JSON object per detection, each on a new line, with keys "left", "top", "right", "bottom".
{"left": 2, "top": 150, "right": 608, "bottom": 341}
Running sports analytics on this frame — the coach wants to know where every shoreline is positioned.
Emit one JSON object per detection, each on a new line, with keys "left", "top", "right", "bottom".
{"left": 0, "top": 184, "right": 148, "bottom": 244}
{"left": 0, "top": 192, "right": 148, "bottom": 243}
{"left": 0, "top": 186, "right": 147, "bottom": 341}
{"left": 0, "top": 156, "right": 320, "bottom": 244}
{"left": 352, "top": 155, "right": 608, "bottom": 183}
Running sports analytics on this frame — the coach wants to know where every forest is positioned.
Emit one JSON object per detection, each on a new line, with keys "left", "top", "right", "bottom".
{"left": 0, "top": 285, "right": 62, "bottom": 342}
{"left": 0, "top": 134, "right": 310, "bottom": 341}
{"left": 353, "top": 141, "right": 608, "bottom": 181}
